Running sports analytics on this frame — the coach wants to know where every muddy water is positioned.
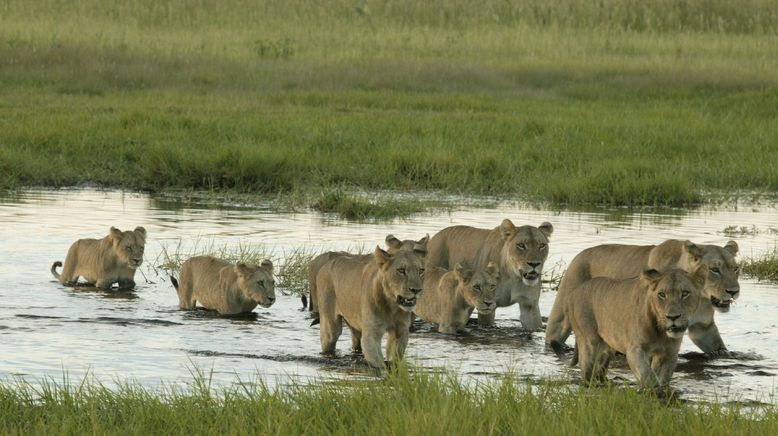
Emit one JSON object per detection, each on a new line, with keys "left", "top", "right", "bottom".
{"left": 1, "top": 189, "right": 776, "bottom": 403}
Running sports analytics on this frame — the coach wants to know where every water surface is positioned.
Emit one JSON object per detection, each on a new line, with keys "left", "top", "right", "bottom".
{"left": 1, "top": 189, "right": 776, "bottom": 404}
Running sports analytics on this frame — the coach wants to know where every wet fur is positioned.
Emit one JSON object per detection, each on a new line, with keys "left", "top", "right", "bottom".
{"left": 546, "top": 239, "right": 740, "bottom": 354}
{"left": 51, "top": 226, "right": 146, "bottom": 291}
{"left": 425, "top": 219, "right": 553, "bottom": 330}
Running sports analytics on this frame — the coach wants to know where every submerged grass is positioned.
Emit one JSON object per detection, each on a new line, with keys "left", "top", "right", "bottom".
{"left": 2, "top": 1, "right": 778, "bottom": 206}
{"left": 741, "top": 247, "right": 778, "bottom": 282}
{"left": 1, "top": 367, "right": 776, "bottom": 435}
{"left": 311, "top": 189, "right": 427, "bottom": 221}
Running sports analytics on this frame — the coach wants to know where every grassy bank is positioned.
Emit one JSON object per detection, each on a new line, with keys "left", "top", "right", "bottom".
{"left": 2, "top": 1, "right": 778, "bottom": 206}
{"left": 1, "top": 368, "right": 775, "bottom": 435}
{"left": 742, "top": 247, "right": 778, "bottom": 281}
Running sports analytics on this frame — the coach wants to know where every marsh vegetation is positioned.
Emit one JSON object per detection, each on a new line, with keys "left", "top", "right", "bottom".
{"left": 2, "top": 1, "right": 778, "bottom": 207}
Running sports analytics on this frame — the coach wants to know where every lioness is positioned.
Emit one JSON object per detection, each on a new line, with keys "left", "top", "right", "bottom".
{"left": 546, "top": 240, "right": 740, "bottom": 354}
{"left": 171, "top": 256, "right": 275, "bottom": 315}
{"left": 552, "top": 268, "right": 705, "bottom": 389}
{"left": 426, "top": 219, "right": 553, "bottom": 330}
{"left": 314, "top": 238, "right": 427, "bottom": 369}
{"left": 414, "top": 261, "right": 499, "bottom": 334}
{"left": 51, "top": 226, "right": 147, "bottom": 290}
{"left": 306, "top": 234, "right": 429, "bottom": 315}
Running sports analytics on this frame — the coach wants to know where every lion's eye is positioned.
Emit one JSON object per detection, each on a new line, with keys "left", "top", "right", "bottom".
{"left": 517, "top": 243, "right": 526, "bottom": 250}
{"left": 397, "top": 268, "right": 406, "bottom": 275}
{"left": 539, "top": 243, "right": 547, "bottom": 250}
{"left": 419, "top": 268, "right": 425, "bottom": 277}
{"left": 657, "top": 292, "right": 667, "bottom": 300}
{"left": 681, "top": 290, "right": 690, "bottom": 298}
{"left": 473, "top": 285, "right": 481, "bottom": 291}
{"left": 710, "top": 267, "right": 721, "bottom": 275}
{"left": 258, "top": 280, "right": 265, "bottom": 287}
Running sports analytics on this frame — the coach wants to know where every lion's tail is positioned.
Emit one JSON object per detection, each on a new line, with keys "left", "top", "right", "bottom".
{"left": 550, "top": 340, "right": 578, "bottom": 368}
{"left": 170, "top": 275, "right": 179, "bottom": 290}
{"left": 51, "top": 261, "right": 62, "bottom": 279}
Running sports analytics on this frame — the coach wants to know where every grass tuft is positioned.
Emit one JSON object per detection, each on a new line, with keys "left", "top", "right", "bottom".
{"left": 741, "top": 247, "right": 778, "bottom": 281}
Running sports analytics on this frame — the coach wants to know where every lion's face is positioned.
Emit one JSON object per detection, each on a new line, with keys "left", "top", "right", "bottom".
{"left": 110, "top": 226, "right": 146, "bottom": 270}
{"left": 643, "top": 269, "right": 703, "bottom": 339}
{"left": 499, "top": 220, "right": 553, "bottom": 286}
{"left": 684, "top": 241, "right": 740, "bottom": 313}
{"left": 456, "top": 261, "right": 499, "bottom": 314}
{"left": 375, "top": 240, "right": 427, "bottom": 312}
{"left": 235, "top": 261, "right": 276, "bottom": 308}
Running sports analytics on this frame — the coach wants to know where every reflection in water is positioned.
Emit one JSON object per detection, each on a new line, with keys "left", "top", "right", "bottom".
{"left": 0, "top": 189, "right": 777, "bottom": 405}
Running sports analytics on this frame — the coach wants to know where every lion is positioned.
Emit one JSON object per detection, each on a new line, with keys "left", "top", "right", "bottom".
{"left": 551, "top": 268, "right": 705, "bottom": 389}
{"left": 413, "top": 261, "right": 500, "bottom": 334}
{"left": 546, "top": 239, "right": 740, "bottom": 354}
{"left": 170, "top": 256, "right": 275, "bottom": 315}
{"left": 305, "top": 234, "right": 429, "bottom": 315}
{"left": 426, "top": 219, "right": 553, "bottom": 330}
{"left": 51, "top": 226, "right": 147, "bottom": 290}
{"left": 314, "top": 237, "right": 427, "bottom": 369}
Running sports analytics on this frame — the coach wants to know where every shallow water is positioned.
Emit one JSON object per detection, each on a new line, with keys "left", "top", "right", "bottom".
{"left": 1, "top": 189, "right": 776, "bottom": 404}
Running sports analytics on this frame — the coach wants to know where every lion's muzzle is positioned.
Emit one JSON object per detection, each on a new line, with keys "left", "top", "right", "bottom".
{"left": 397, "top": 295, "right": 417, "bottom": 309}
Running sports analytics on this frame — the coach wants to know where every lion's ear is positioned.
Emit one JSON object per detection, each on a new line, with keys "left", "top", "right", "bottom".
{"left": 374, "top": 246, "right": 391, "bottom": 266}
{"left": 538, "top": 222, "right": 554, "bottom": 238}
{"left": 413, "top": 235, "right": 429, "bottom": 258}
{"left": 454, "top": 262, "right": 474, "bottom": 282}
{"left": 724, "top": 240, "right": 739, "bottom": 256}
{"left": 108, "top": 227, "right": 123, "bottom": 245}
{"left": 683, "top": 241, "right": 704, "bottom": 261}
{"left": 234, "top": 263, "right": 252, "bottom": 277}
{"left": 134, "top": 227, "right": 147, "bottom": 243}
{"left": 385, "top": 235, "right": 402, "bottom": 250}
{"left": 485, "top": 261, "right": 500, "bottom": 279}
{"left": 500, "top": 219, "right": 516, "bottom": 240}
{"left": 260, "top": 259, "right": 274, "bottom": 273}
{"left": 640, "top": 268, "right": 663, "bottom": 287}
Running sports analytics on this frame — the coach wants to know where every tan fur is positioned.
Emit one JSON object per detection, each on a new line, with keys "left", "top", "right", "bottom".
{"left": 172, "top": 256, "right": 275, "bottom": 315}
{"left": 306, "top": 234, "right": 429, "bottom": 314}
{"left": 314, "top": 238, "right": 428, "bottom": 369}
{"left": 51, "top": 226, "right": 147, "bottom": 290}
{"left": 426, "top": 219, "right": 553, "bottom": 330}
{"left": 414, "top": 262, "right": 499, "bottom": 334}
{"left": 546, "top": 239, "right": 740, "bottom": 354}
{"left": 558, "top": 268, "right": 705, "bottom": 388}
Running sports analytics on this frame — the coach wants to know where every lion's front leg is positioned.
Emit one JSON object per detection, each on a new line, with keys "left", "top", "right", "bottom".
{"left": 626, "top": 346, "right": 659, "bottom": 388}
{"left": 651, "top": 352, "right": 679, "bottom": 387}
{"left": 687, "top": 321, "right": 727, "bottom": 355}
{"left": 386, "top": 323, "right": 410, "bottom": 361}
{"left": 360, "top": 329, "right": 386, "bottom": 369}
{"left": 117, "top": 278, "right": 136, "bottom": 290}
{"left": 95, "top": 278, "right": 115, "bottom": 291}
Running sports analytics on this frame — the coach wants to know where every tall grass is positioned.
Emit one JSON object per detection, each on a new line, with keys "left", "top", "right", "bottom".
{"left": 2, "top": 1, "right": 778, "bottom": 205}
{"left": 741, "top": 247, "right": 778, "bottom": 281}
{"left": 1, "top": 368, "right": 776, "bottom": 435}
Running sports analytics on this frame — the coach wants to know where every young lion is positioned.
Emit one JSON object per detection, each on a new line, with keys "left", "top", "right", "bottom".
{"left": 305, "top": 234, "right": 429, "bottom": 315}
{"left": 314, "top": 240, "right": 427, "bottom": 369}
{"left": 171, "top": 256, "right": 275, "bottom": 315}
{"left": 426, "top": 219, "right": 553, "bottom": 330}
{"left": 554, "top": 268, "right": 705, "bottom": 389}
{"left": 546, "top": 239, "right": 740, "bottom": 354}
{"left": 414, "top": 262, "right": 499, "bottom": 334}
{"left": 51, "top": 226, "right": 147, "bottom": 290}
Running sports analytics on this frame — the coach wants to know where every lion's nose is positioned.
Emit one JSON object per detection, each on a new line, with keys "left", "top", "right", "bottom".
{"left": 527, "top": 262, "right": 541, "bottom": 269}
{"left": 725, "top": 288, "right": 740, "bottom": 298}
{"left": 666, "top": 314, "right": 681, "bottom": 322}
{"left": 409, "top": 287, "right": 422, "bottom": 295}
{"left": 267, "top": 296, "right": 276, "bottom": 303}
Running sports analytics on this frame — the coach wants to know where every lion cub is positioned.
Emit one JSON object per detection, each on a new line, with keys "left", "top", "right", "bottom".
{"left": 414, "top": 262, "right": 499, "bottom": 334}
{"left": 553, "top": 268, "right": 705, "bottom": 389}
{"left": 171, "top": 256, "right": 275, "bottom": 315}
{"left": 51, "top": 226, "right": 147, "bottom": 290}
{"left": 314, "top": 238, "right": 428, "bottom": 369}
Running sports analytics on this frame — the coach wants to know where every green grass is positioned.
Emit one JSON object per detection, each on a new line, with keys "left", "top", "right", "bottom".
{"left": 2, "top": 0, "right": 778, "bottom": 206}
{"left": 741, "top": 247, "right": 778, "bottom": 281}
{"left": 311, "top": 189, "right": 427, "bottom": 221}
{"left": 1, "top": 367, "right": 775, "bottom": 435}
